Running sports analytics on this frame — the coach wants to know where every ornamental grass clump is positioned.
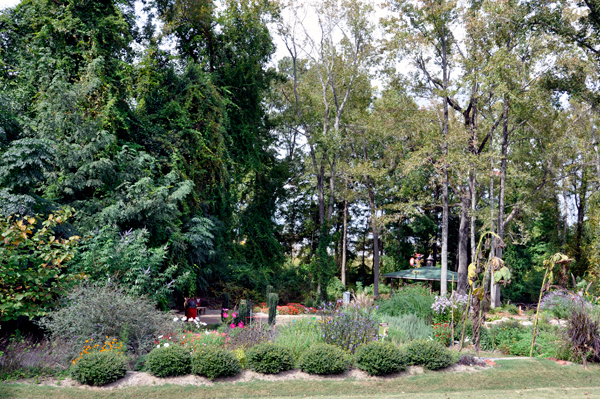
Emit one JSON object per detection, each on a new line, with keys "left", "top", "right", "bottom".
{"left": 355, "top": 341, "right": 406, "bottom": 376}
{"left": 246, "top": 342, "right": 294, "bottom": 374}
{"left": 401, "top": 339, "right": 456, "bottom": 370}
{"left": 320, "top": 303, "right": 378, "bottom": 353}
{"left": 298, "top": 344, "right": 349, "bottom": 375}
{"left": 70, "top": 351, "right": 128, "bottom": 386}
{"left": 565, "top": 303, "right": 600, "bottom": 368}
{"left": 376, "top": 285, "right": 435, "bottom": 320}
{"left": 275, "top": 319, "right": 324, "bottom": 359}
{"left": 191, "top": 347, "right": 241, "bottom": 380}
{"left": 383, "top": 314, "right": 433, "bottom": 344}
{"left": 145, "top": 345, "right": 191, "bottom": 377}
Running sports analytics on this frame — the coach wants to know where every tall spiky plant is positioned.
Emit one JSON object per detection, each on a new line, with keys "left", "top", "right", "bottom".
{"left": 267, "top": 293, "right": 278, "bottom": 325}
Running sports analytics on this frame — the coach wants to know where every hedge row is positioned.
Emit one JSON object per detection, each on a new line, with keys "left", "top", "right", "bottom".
{"left": 72, "top": 340, "right": 457, "bottom": 385}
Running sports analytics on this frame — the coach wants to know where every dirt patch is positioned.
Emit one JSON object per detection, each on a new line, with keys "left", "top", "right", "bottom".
{"left": 12, "top": 364, "right": 488, "bottom": 390}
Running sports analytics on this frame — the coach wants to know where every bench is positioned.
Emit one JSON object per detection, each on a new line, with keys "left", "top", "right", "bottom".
{"left": 197, "top": 307, "right": 207, "bottom": 315}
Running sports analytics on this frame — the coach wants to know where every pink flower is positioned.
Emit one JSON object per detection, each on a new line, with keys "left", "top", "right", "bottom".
{"left": 223, "top": 312, "right": 228, "bottom": 318}
{"left": 233, "top": 312, "right": 238, "bottom": 317}
{"left": 230, "top": 323, "right": 236, "bottom": 329}
{"left": 238, "top": 322, "right": 244, "bottom": 328}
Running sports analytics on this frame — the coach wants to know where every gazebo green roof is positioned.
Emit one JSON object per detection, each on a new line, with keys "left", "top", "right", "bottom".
{"left": 382, "top": 267, "right": 458, "bottom": 282}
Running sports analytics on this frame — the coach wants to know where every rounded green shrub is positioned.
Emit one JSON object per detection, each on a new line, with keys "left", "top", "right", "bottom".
{"left": 298, "top": 344, "right": 349, "bottom": 375}
{"left": 246, "top": 342, "right": 294, "bottom": 374}
{"left": 401, "top": 339, "right": 456, "bottom": 370}
{"left": 355, "top": 341, "right": 405, "bottom": 376}
{"left": 145, "top": 345, "right": 191, "bottom": 377}
{"left": 70, "top": 350, "right": 128, "bottom": 386}
{"left": 192, "top": 347, "right": 241, "bottom": 380}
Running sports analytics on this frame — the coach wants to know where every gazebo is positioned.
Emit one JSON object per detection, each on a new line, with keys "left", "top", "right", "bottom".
{"left": 383, "top": 267, "right": 459, "bottom": 294}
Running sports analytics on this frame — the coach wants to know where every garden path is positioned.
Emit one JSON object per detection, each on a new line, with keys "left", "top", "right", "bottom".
{"left": 173, "top": 309, "right": 317, "bottom": 326}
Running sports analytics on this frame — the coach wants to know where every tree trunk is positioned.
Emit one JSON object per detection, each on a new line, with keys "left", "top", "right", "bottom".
{"left": 470, "top": 171, "right": 477, "bottom": 270}
{"left": 575, "top": 172, "right": 588, "bottom": 267}
{"left": 341, "top": 199, "right": 348, "bottom": 288}
{"left": 592, "top": 121, "right": 600, "bottom": 184}
{"left": 367, "top": 178, "right": 379, "bottom": 298}
{"left": 440, "top": 29, "right": 449, "bottom": 296}
{"left": 457, "top": 194, "right": 470, "bottom": 294}
{"left": 493, "top": 98, "right": 510, "bottom": 308}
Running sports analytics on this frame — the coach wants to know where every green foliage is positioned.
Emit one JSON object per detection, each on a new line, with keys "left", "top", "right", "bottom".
{"left": 0, "top": 210, "right": 80, "bottom": 321}
{"left": 380, "top": 314, "right": 433, "bottom": 344}
{"left": 355, "top": 342, "right": 406, "bottom": 376}
{"left": 246, "top": 343, "right": 294, "bottom": 374}
{"left": 298, "top": 344, "right": 349, "bottom": 375}
{"left": 191, "top": 347, "right": 241, "bottom": 380}
{"left": 145, "top": 346, "right": 191, "bottom": 378}
{"left": 401, "top": 339, "right": 456, "bottom": 370}
{"left": 73, "top": 226, "right": 188, "bottom": 304}
{"left": 376, "top": 285, "right": 435, "bottom": 321}
{"left": 274, "top": 320, "right": 324, "bottom": 360}
{"left": 70, "top": 351, "right": 127, "bottom": 386}
{"left": 38, "top": 284, "right": 173, "bottom": 356}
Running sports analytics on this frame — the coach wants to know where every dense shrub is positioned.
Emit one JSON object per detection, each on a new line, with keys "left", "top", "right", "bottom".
{"left": 145, "top": 345, "right": 191, "bottom": 377}
{"left": 298, "top": 344, "right": 349, "bottom": 375}
{"left": 355, "top": 342, "right": 405, "bottom": 376}
{"left": 383, "top": 314, "right": 433, "bottom": 344}
{"left": 321, "top": 304, "right": 378, "bottom": 353}
{"left": 246, "top": 343, "right": 294, "bottom": 374}
{"left": 401, "top": 339, "right": 455, "bottom": 370}
{"left": 275, "top": 320, "right": 324, "bottom": 359}
{"left": 192, "top": 347, "right": 241, "bottom": 380}
{"left": 376, "top": 285, "right": 435, "bottom": 321}
{"left": 70, "top": 351, "right": 128, "bottom": 386}
{"left": 38, "top": 284, "right": 174, "bottom": 356}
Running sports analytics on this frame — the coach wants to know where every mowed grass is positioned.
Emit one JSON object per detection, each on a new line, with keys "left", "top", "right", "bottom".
{"left": 3, "top": 359, "right": 600, "bottom": 399}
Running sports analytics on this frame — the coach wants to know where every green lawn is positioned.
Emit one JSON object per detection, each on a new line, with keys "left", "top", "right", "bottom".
{"left": 2, "top": 359, "right": 600, "bottom": 398}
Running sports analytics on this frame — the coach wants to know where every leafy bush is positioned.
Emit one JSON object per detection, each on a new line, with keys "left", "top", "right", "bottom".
{"left": 298, "top": 344, "right": 349, "bottom": 375}
{"left": 355, "top": 342, "right": 405, "bottom": 376}
{"left": 73, "top": 226, "right": 189, "bottom": 305}
{"left": 70, "top": 350, "right": 127, "bottom": 386}
{"left": 376, "top": 285, "right": 435, "bottom": 321}
{"left": 383, "top": 314, "right": 433, "bottom": 344}
{"left": 0, "top": 210, "right": 80, "bottom": 321}
{"left": 321, "top": 304, "right": 378, "bottom": 353}
{"left": 191, "top": 347, "right": 241, "bottom": 380}
{"left": 401, "top": 339, "right": 455, "bottom": 370}
{"left": 275, "top": 319, "right": 324, "bottom": 359}
{"left": 246, "top": 343, "right": 294, "bottom": 374}
{"left": 145, "top": 345, "right": 191, "bottom": 377}
{"left": 38, "top": 284, "right": 174, "bottom": 356}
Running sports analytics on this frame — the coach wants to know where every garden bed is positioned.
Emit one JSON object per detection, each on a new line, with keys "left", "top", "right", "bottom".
{"left": 10, "top": 363, "right": 488, "bottom": 390}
